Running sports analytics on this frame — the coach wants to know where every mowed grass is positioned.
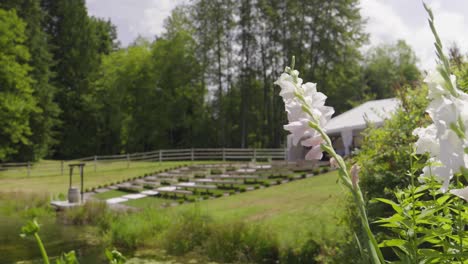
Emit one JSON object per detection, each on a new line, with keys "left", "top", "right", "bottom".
{"left": 168, "top": 171, "right": 345, "bottom": 246}
{"left": 0, "top": 160, "right": 217, "bottom": 194}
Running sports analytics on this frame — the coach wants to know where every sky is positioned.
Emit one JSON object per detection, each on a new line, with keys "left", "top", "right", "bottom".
{"left": 85, "top": 0, "right": 468, "bottom": 70}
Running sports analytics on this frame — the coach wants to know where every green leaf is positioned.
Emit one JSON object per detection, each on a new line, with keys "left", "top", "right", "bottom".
{"left": 374, "top": 198, "right": 403, "bottom": 214}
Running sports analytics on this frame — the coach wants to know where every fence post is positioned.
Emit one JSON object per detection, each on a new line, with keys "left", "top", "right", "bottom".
{"left": 191, "top": 148, "right": 194, "bottom": 161}
{"left": 284, "top": 148, "right": 288, "bottom": 161}
{"left": 61, "top": 160, "right": 64, "bottom": 176}
{"left": 222, "top": 148, "right": 225, "bottom": 161}
{"left": 94, "top": 155, "right": 97, "bottom": 172}
{"left": 253, "top": 148, "right": 257, "bottom": 161}
{"left": 159, "top": 150, "right": 162, "bottom": 162}
{"left": 127, "top": 153, "right": 130, "bottom": 168}
{"left": 27, "top": 162, "right": 31, "bottom": 177}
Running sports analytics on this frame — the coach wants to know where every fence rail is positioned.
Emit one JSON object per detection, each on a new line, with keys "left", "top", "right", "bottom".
{"left": 0, "top": 148, "right": 287, "bottom": 177}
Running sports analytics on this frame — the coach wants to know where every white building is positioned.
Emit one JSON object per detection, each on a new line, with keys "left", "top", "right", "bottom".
{"left": 287, "top": 98, "right": 400, "bottom": 161}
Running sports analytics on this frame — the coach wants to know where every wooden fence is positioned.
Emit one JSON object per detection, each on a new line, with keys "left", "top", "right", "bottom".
{"left": 0, "top": 148, "right": 287, "bottom": 177}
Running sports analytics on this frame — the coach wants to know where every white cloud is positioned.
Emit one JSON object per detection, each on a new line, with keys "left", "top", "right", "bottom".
{"left": 360, "top": 0, "right": 468, "bottom": 70}
{"left": 86, "top": 0, "right": 468, "bottom": 70}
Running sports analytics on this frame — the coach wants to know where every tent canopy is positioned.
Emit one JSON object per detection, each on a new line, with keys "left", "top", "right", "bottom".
{"left": 324, "top": 98, "right": 399, "bottom": 156}
{"left": 324, "top": 98, "right": 400, "bottom": 136}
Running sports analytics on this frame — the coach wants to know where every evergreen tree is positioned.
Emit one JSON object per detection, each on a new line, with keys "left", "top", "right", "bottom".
{"left": 42, "top": 0, "right": 116, "bottom": 158}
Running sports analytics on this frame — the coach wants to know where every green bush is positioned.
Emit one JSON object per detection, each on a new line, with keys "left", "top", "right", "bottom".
{"left": 61, "top": 200, "right": 111, "bottom": 227}
{"left": 160, "top": 180, "right": 171, "bottom": 186}
{"left": 117, "top": 186, "right": 142, "bottom": 193}
{"left": 281, "top": 238, "right": 321, "bottom": 264}
{"left": 263, "top": 182, "right": 270, "bottom": 187}
{"left": 226, "top": 166, "right": 236, "bottom": 171}
{"left": 210, "top": 169, "right": 223, "bottom": 175}
{"left": 108, "top": 209, "right": 170, "bottom": 249}
{"left": 204, "top": 222, "right": 280, "bottom": 263}
{"left": 143, "top": 184, "right": 155, "bottom": 189}
{"left": 163, "top": 210, "right": 211, "bottom": 255}
{"left": 194, "top": 173, "right": 205, "bottom": 178}
{"left": 178, "top": 177, "right": 190, "bottom": 182}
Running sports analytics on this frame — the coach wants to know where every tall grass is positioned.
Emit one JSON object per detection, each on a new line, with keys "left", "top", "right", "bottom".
{"left": 0, "top": 191, "right": 53, "bottom": 219}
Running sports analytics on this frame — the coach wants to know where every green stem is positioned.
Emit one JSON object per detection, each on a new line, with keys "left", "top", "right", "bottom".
{"left": 313, "top": 124, "right": 384, "bottom": 264}
{"left": 33, "top": 232, "right": 50, "bottom": 264}
{"left": 456, "top": 176, "right": 464, "bottom": 263}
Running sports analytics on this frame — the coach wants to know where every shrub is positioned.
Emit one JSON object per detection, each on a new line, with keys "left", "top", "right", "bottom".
{"left": 320, "top": 167, "right": 329, "bottom": 173}
{"left": 163, "top": 210, "right": 211, "bottom": 255}
{"left": 254, "top": 185, "right": 260, "bottom": 190}
{"left": 160, "top": 180, "right": 171, "bottom": 186}
{"left": 61, "top": 200, "right": 111, "bottom": 226}
{"left": 108, "top": 209, "right": 170, "bottom": 249}
{"left": 276, "top": 179, "right": 282, "bottom": 185}
{"left": 210, "top": 169, "right": 223, "bottom": 175}
{"left": 117, "top": 186, "right": 142, "bottom": 193}
{"left": 204, "top": 222, "right": 280, "bottom": 263}
{"left": 214, "top": 193, "right": 223, "bottom": 198}
{"left": 226, "top": 166, "right": 236, "bottom": 171}
{"left": 238, "top": 187, "right": 247, "bottom": 193}
{"left": 281, "top": 238, "right": 321, "bottom": 264}
{"left": 263, "top": 182, "right": 270, "bottom": 187}
{"left": 194, "top": 173, "right": 205, "bottom": 178}
{"left": 178, "top": 177, "right": 189, "bottom": 182}
{"left": 143, "top": 184, "right": 154, "bottom": 190}
{"left": 301, "top": 173, "right": 307, "bottom": 179}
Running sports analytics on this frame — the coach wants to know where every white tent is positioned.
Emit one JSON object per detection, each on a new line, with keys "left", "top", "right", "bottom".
{"left": 324, "top": 97, "right": 400, "bottom": 155}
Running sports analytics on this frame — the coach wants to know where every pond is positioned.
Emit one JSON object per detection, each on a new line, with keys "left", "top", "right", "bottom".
{"left": 0, "top": 215, "right": 108, "bottom": 263}
{"left": 0, "top": 215, "right": 211, "bottom": 264}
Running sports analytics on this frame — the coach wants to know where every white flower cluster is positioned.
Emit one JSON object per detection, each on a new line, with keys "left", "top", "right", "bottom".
{"left": 413, "top": 70, "right": 468, "bottom": 193}
{"left": 275, "top": 67, "right": 334, "bottom": 160}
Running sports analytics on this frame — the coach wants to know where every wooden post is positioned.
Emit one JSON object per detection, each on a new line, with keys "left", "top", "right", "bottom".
{"left": 27, "top": 162, "right": 31, "bottom": 177}
{"left": 253, "top": 148, "right": 257, "bottom": 161}
{"left": 61, "top": 160, "right": 64, "bottom": 176}
{"left": 69, "top": 166, "right": 73, "bottom": 188}
{"left": 191, "top": 148, "right": 194, "bottom": 161}
{"left": 159, "top": 150, "right": 162, "bottom": 162}
{"left": 94, "top": 155, "right": 97, "bottom": 172}
{"left": 80, "top": 165, "right": 84, "bottom": 203}
{"left": 126, "top": 153, "right": 130, "bottom": 168}
{"left": 222, "top": 148, "right": 226, "bottom": 161}
{"left": 284, "top": 148, "right": 288, "bottom": 162}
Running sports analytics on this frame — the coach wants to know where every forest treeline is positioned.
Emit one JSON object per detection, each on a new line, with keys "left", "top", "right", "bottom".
{"left": 0, "top": 0, "right": 420, "bottom": 161}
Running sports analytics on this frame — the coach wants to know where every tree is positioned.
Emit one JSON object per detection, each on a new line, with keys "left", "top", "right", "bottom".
{"left": 0, "top": 9, "right": 38, "bottom": 161}
{"left": 363, "top": 40, "right": 420, "bottom": 100}
{"left": 0, "top": 0, "right": 60, "bottom": 161}
{"left": 42, "top": 0, "right": 117, "bottom": 158}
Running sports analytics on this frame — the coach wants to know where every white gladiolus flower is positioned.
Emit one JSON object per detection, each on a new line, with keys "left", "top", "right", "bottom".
{"left": 450, "top": 186, "right": 468, "bottom": 202}
{"left": 275, "top": 67, "right": 334, "bottom": 160}
{"left": 413, "top": 70, "right": 468, "bottom": 192}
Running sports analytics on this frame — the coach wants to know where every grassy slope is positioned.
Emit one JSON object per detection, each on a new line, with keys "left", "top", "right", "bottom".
{"left": 170, "top": 171, "right": 345, "bottom": 246}
{"left": 0, "top": 161, "right": 215, "bottom": 194}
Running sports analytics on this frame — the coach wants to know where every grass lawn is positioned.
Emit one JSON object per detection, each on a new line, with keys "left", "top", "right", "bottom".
{"left": 0, "top": 160, "right": 218, "bottom": 194}
{"left": 168, "top": 171, "right": 345, "bottom": 246}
